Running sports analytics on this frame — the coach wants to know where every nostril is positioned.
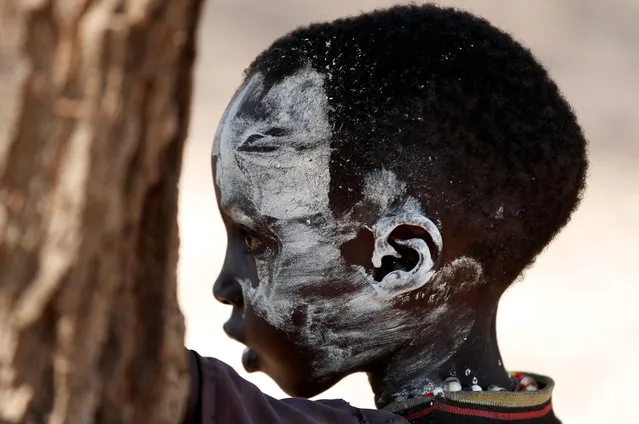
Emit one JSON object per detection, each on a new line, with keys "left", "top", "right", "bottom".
{"left": 214, "top": 291, "right": 242, "bottom": 307}
{"left": 229, "top": 293, "right": 243, "bottom": 306}
{"left": 213, "top": 277, "right": 244, "bottom": 307}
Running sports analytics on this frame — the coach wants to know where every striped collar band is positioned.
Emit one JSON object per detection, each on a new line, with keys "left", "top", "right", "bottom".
{"left": 383, "top": 372, "right": 555, "bottom": 423}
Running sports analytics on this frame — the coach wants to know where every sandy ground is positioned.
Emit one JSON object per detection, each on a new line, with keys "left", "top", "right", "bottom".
{"left": 177, "top": 1, "right": 639, "bottom": 422}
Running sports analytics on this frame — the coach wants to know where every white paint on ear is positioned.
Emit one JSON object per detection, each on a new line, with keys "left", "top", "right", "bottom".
{"left": 370, "top": 203, "right": 443, "bottom": 299}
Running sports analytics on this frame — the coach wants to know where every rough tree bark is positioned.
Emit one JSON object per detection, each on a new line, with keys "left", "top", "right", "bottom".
{"left": 0, "top": 0, "right": 204, "bottom": 422}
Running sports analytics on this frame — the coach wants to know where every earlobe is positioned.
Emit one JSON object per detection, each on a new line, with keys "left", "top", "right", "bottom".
{"left": 370, "top": 212, "right": 443, "bottom": 298}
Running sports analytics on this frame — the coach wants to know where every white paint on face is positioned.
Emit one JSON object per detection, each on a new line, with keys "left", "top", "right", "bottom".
{"left": 213, "top": 67, "right": 487, "bottom": 389}
{"left": 214, "top": 68, "right": 333, "bottom": 223}
{"left": 215, "top": 66, "right": 342, "bottom": 334}
{"left": 362, "top": 168, "right": 407, "bottom": 212}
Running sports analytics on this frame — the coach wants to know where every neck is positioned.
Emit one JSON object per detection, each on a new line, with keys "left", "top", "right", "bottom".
{"left": 368, "top": 302, "right": 514, "bottom": 408}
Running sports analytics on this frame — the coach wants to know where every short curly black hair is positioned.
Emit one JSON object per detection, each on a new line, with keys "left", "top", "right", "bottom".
{"left": 246, "top": 4, "right": 587, "bottom": 289}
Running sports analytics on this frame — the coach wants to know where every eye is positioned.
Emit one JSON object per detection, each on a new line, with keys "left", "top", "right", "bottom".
{"left": 244, "top": 232, "right": 265, "bottom": 254}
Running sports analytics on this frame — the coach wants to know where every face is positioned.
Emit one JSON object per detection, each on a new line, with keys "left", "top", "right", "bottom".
{"left": 212, "top": 67, "right": 484, "bottom": 397}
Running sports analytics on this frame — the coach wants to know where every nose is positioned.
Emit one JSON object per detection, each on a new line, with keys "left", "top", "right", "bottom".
{"left": 213, "top": 272, "right": 244, "bottom": 307}
{"left": 213, "top": 240, "right": 247, "bottom": 307}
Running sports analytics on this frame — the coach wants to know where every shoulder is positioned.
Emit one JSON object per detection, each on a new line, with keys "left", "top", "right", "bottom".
{"left": 191, "top": 350, "right": 407, "bottom": 424}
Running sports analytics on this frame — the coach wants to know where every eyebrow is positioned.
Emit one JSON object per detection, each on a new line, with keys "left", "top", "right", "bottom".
{"left": 236, "top": 133, "right": 277, "bottom": 153}
{"left": 218, "top": 198, "right": 262, "bottom": 232}
{"left": 235, "top": 126, "right": 292, "bottom": 154}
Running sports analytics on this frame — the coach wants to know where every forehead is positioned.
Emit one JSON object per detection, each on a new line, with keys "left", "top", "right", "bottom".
{"left": 213, "top": 67, "right": 333, "bottom": 225}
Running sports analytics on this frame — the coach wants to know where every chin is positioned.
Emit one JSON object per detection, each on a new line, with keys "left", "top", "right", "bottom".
{"left": 271, "top": 370, "right": 341, "bottom": 399}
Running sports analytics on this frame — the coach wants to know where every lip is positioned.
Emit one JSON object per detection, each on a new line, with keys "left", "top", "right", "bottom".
{"left": 223, "top": 320, "right": 246, "bottom": 344}
{"left": 223, "top": 321, "right": 259, "bottom": 373}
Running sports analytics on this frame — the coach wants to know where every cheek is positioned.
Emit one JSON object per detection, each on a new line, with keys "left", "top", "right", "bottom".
{"left": 242, "top": 221, "right": 386, "bottom": 350}
{"left": 244, "top": 255, "right": 368, "bottom": 342}
{"left": 251, "top": 260, "right": 268, "bottom": 290}
{"left": 242, "top": 255, "right": 303, "bottom": 331}
{"left": 252, "top": 224, "right": 350, "bottom": 295}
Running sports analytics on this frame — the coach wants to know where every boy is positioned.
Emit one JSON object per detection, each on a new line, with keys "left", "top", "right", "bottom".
{"left": 183, "top": 4, "right": 587, "bottom": 423}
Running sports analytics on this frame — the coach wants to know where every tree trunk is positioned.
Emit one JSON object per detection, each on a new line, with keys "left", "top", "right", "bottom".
{"left": 0, "top": 0, "right": 204, "bottom": 422}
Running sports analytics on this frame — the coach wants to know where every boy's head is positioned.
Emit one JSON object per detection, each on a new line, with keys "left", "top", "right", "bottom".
{"left": 212, "top": 5, "right": 587, "bottom": 398}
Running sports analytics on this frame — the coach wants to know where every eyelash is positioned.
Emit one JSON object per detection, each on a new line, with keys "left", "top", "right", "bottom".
{"left": 243, "top": 230, "right": 265, "bottom": 255}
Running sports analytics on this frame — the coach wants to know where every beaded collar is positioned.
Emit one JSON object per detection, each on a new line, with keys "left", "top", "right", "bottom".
{"left": 382, "top": 372, "right": 555, "bottom": 423}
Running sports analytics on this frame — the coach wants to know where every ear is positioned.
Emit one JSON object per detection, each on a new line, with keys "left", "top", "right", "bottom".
{"left": 370, "top": 212, "right": 443, "bottom": 298}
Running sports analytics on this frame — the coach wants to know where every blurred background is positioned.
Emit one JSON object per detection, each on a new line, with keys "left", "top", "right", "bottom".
{"left": 177, "top": 1, "right": 639, "bottom": 422}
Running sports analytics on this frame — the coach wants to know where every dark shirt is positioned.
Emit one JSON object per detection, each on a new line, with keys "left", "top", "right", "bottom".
{"left": 184, "top": 350, "right": 560, "bottom": 424}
